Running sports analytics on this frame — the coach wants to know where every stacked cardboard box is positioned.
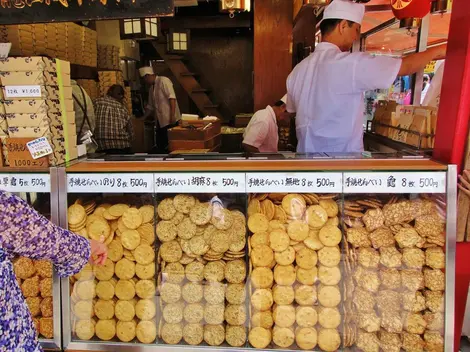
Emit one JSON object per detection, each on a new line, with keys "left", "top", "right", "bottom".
{"left": 0, "top": 23, "right": 97, "bottom": 68}
{"left": 0, "top": 57, "right": 77, "bottom": 165}
{"left": 76, "top": 79, "right": 99, "bottom": 100}
{"left": 97, "top": 45, "right": 120, "bottom": 70}
{"left": 81, "top": 27, "right": 98, "bottom": 67}
{"left": 98, "top": 70, "right": 124, "bottom": 97}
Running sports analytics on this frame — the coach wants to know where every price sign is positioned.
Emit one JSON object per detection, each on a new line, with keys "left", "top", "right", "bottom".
{"left": 343, "top": 172, "right": 446, "bottom": 194}
{"left": 155, "top": 173, "right": 246, "bottom": 193}
{"left": 4, "top": 85, "right": 42, "bottom": 99}
{"left": 0, "top": 173, "right": 50, "bottom": 193}
{"left": 246, "top": 173, "right": 343, "bottom": 193}
{"left": 26, "top": 137, "right": 53, "bottom": 159}
{"left": 67, "top": 173, "right": 154, "bottom": 193}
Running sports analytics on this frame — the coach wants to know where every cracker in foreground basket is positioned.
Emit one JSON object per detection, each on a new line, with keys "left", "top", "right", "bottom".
{"left": 173, "top": 194, "right": 196, "bottom": 214}
{"left": 274, "top": 264, "right": 296, "bottom": 286}
{"left": 161, "top": 322, "right": 183, "bottom": 344}
{"left": 203, "top": 324, "right": 225, "bottom": 346}
{"left": 251, "top": 289, "right": 274, "bottom": 311}
{"left": 183, "top": 323, "right": 204, "bottom": 346}
{"left": 226, "top": 325, "right": 246, "bottom": 347}
{"left": 226, "top": 283, "right": 246, "bottom": 305}
{"left": 249, "top": 327, "right": 272, "bottom": 349}
{"left": 317, "top": 328, "right": 341, "bottom": 352}
{"left": 273, "top": 326, "right": 294, "bottom": 348}
{"left": 282, "top": 194, "right": 306, "bottom": 218}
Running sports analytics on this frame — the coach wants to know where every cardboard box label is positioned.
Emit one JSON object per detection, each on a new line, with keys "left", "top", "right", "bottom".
{"left": 4, "top": 85, "right": 42, "bottom": 98}
{"left": 5, "top": 138, "right": 49, "bottom": 168}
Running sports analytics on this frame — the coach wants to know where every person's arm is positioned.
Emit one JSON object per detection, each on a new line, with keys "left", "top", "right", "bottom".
{"left": 242, "top": 143, "right": 260, "bottom": 153}
{"left": 142, "top": 89, "right": 155, "bottom": 120}
{"left": 162, "top": 78, "right": 178, "bottom": 122}
{"left": 169, "top": 98, "right": 176, "bottom": 122}
{"left": 398, "top": 45, "right": 447, "bottom": 77}
{"left": 0, "top": 192, "right": 107, "bottom": 277}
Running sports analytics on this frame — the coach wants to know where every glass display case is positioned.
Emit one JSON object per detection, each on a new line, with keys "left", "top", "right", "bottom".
{"left": 0, "top": 167, "right": 62, "bottom": 351}
{"left": 1, "top": 158, "right": 453, "bottom": 351}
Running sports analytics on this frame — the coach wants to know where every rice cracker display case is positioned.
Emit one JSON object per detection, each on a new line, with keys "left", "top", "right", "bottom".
{"left": 0, "top": 167, "right": 62, "bottom": 350}
{"left": 54, "top": 158, "right": 456, "bottom": 351}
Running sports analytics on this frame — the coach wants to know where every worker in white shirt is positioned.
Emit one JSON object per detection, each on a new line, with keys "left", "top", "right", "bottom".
{"left": 139, "top": 66, "right": 181, "bottom": 153}
{"left": 286, "top": 0, "right": 447, "bottom": 154}
{"left": 242, "top": 96, "right": 290, "bottom": 153}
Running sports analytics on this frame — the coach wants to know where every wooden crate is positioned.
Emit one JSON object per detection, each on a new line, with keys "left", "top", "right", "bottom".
{"left": 169, "top": 134, "right": 221, "bottom": 152}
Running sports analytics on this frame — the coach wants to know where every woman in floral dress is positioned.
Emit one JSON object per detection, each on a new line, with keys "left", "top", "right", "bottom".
{"left": 0, "top": 191, "right": 107, "bottom": 351}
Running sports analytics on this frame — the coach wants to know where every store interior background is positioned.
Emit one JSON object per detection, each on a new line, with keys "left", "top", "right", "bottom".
{"left": 8, "top": 0, "right": 447, "bottom": 154}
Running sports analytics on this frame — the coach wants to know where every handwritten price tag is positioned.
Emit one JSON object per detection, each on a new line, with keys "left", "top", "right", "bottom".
{"left": 4, "top": 85, "right": 42, "bottom": 99}
{"left": 343, "top": 172, "right": 446, "bottom": 194}
{"left": 26, "top": 137, "right": 53, "bottom": 160}
{"left": 246, "top": 173, "right": 343, "bottom": 193}
{"left": 155, "top": 173, "right": 246, "bottom": 193}
{"left": 0, "top": 173, "right": 50, "bottom": 192}
{"left": 67, "top": 174, "right": 154, "bottom": 193}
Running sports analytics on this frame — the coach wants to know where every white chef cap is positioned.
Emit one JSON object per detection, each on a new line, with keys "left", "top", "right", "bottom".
{"left": 281, "top": 94, "right": 287, "bottom": 104}
{"left": 323, "top": 0, "right": 365, "bottom": 25}
{"left": 139, "top": 66, "right": 154, "bottom": 77}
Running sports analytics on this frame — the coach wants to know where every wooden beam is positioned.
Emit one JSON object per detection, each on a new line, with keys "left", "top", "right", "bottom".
{"left": 161, "top": 14, "right": 251, "bottom": 29}
{"left": 293, "top": 0, "right": 303, "bottom": 21}
{"left": 365, "top": 4, "right": 393, "bottom": 12}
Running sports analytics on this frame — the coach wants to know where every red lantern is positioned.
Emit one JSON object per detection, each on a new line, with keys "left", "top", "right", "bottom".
{"left": 391, "top": 0, "right": 431, "bottom": 19}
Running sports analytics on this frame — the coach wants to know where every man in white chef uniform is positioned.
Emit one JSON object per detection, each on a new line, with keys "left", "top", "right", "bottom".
{"left": 242, "top": 95, "right": 290, "bottom": 153}
{"left": 286, "top": 0, "right": 447, "bottom": 153}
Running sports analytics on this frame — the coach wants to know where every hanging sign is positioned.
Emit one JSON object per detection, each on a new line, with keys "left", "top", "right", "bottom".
{"left": 391, "top": 0, "right": 431, "bottom": 20}
{"left": 0, "top": 0, "right": 173, "bottom": 25}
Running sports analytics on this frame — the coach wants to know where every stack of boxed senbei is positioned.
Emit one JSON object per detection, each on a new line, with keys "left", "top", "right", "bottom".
{"left": 0, "top": 57, "right": 77, "bottom": 167}
{"left": 98, "top": 70, "right": 124, "bottom": 97}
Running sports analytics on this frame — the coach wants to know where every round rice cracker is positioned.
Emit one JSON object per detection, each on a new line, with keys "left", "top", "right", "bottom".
{"left": 295, "top": 284, "right": 317, "bottom": 306}
{"left": 116, "top": 320, "right": 136, "bottom": 343}
{"left": 226, "top": 283, "right": 246, "bottom": 305}
{"left": 274, "top": 264, "right": 296, "bottom": 286}
{"left": 251, "top": 289, "right": 274, "bottom": 311}
{"left": 108, "top": 239, "right": 124, "bottom": 262}
{"left": 273, "top": 305, "right": 296, "bottom": 328}
{"left": 94, "top": 258, "right": 114, "bottom": 281}
{"left": 318, "top": 246, "right": 341, "bottom": 267}
{"left": 318, "top": 285, "right": 341, "bottom": 308}
{"left": 269, "top": 229, "right": 290, "bottom": 252}
{"left": 204, "top": 261, "right": 225, "bottom": 282}
{"left": 296, "top": 327, "right": 318, "bottom": 350}
{"left": 108, "top": 204, "right": 130, "bottom": 217}
{"left": 318, "top": 307, "right": 341, "bottom": 329}
{"left": 288, "top": 220, "right": 309, "bottom": 241}
{"left": 160, "top": 241, "right": 183, "bottom": 263}
{"left": 136, "top": 320, "right": 157, "bottom": 344}
{"left": 138, "top": 205, "right": 154, "bottom": 224}
{"left": 282, "top": 194, "right": 306, "bottom": 218}
{"left": 251, "top": 232, "right": 270, "bottom": 247}
{"left": 121, "top": 230, "right": 141, "bottom": 250}
{"left": 210, "top": 230, "right": 230, "bottom": 253}
{"left": 184, "top": 303, "right": 204, "bottom": 324}
{"left": 306, "top": 205, "right": 328, "bottom": 229}
{"left": 173, "top": 194, "right": 196, "bottom": 214}
{"left": 248, "top": 213, "right": 270, "bottom": 234}
{"left": 273, "top": 326, "right": 295, "bottom": 348}
{"left": 225, "top": 304, "right": 247, "bottom": 326}
{"left": 225, "top": 259, "right": 246, "bottom": 284}
{"left": 122, "top": 208, "right": 143, "bottom": 230}
{"left": 228, "top": 221, "right": 246, "bottom": 252}
{"left": 319, "top": 225, "right": 342, "bottom": 246}
{"left": 156, "top": 220, "right": 178, "bottom": 243}
{"left": 304, "top": 230, "right": 324, "bottom": 251}
{"left": 182, "top": 282, "right": 204, "bottom": 304}
{"left": 115, "top": 300, "right": 135, "bottom": 323}
{"left": 251, "top": 267, "right": 274, "bottom": 289}
{"left": 249, "top": 327, "right": 272, "bottom": 349}
{"left": 318, "top": 328, "right": 341, "bottom": 352}
{"left": 319, "top": 199, "right": 339, "bottom": 218}
{"left": 273, "top": 285, "right": 295, "bottom": 305}
{"left": 189, "top": 203, "right": 213, "bottom": 226}
{"left": 211, "top": 207, "right": 233, "bottom": 230}
{"left": 318, "top": 265, "right": 341, "bottom": 285}
{"left": 115, "top": 279, "right": 135, "bottom": 300}
{"left": 157, "top": 198, "right": 177, "bottom": 221}
{"left": 296, "top": 306, "right": 318, "bottom": 328}
{"left": 136, "top": 263, "right": 155, "bottom": 280}
{"left": 251, "top": 244, "right": 274, "bottom": 268}
{"left": 226, "top": 325, "right": 247, "bottom": 347}
{"left": 252, "top": 311, "right": 274, "bottom": 329}
{"left": 248, "top": 199, "right": 261, "bottom": 217}
{"left": 275, "top": 246, "right": 296, "bottom": 265}
{"left": 160, "top": 282, "right": 182, "bottom": 304}
{"left": 115, "top": 258, "right": 136, "bottom": 280}
{"left": 136, "top": 280, "right": 156, "bottom": 299}
{"left": 68, "top": 204, "right": 87, "bottom": 226}
{"left": 161, "top": 322, "right": 183, "bottom": 344}
{"left": 163, "top": 262, "right": 185, "bottom": 284}
{"left": 297, "top": 267, "right": 318, "bottom": 285}
{"left": 204, "top": 324, "right": 225, "bottom": 346}
{"left": 183, "top": 323, "right": 204, "bottom": 345}
{"left": 204, "top": 282, "right": 225, "bottom": 305}
{"left": 133, "top": 244, "right": 155, "bottom": 265}
{"left": 87, "top": 218, "right": 111, "bottom": 242}
{"left": 189, "top": 235, "right": 210, "bottom": 256}
{"left": 296, "top": 248, "right": 318, "bottom": 269}
{"left": 95, "top": 319, "right": 116, "bottom": 341}
{"left": 177, "top": 217, "right": 197, "bottom": 240}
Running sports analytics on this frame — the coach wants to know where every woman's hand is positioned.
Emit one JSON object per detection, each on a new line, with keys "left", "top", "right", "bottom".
{"left": 458, "top": 170, "right": 470, "bottom": 197}
{"left": 89, "top": 239, "right": 108, "bottom": 265}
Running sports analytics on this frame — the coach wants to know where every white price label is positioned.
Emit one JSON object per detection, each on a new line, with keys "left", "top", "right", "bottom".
{"left": 343, "top": 172, "right": 446, "bottom": 194}
{"left": 4, "top": 85, "right": 42, "bottom": 98}
{"left": 67, "top": 174, "right": 154, "bottom": 193}
{"left": 155, "top": 173, "right": 245, "bottom": 193}
{"left": 0, "top": 173, "right": 50, "bottom": 192}
{"left": 26, "top": 137, "right": 53, "bottom": 160}
{"left": 246, "top": 173, "right": 343, "bottom": 193}
{"left": 0, "top": 43, "right": 11, "bottom": 59}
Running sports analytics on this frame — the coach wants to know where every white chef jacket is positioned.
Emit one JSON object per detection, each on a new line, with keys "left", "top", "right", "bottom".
{"left": 243, "top": 105, "right": 279, "bottom": 152}
{"left": 287, "top": 42, "right": 402, "bottom": 153}
{"left": 146, "top": 76, "right": 181, "bottom": 128}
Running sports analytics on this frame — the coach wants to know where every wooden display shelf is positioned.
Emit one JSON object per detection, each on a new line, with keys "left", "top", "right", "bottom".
{"left": 65, "top": 159, "right": 447, "bottom": 173}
